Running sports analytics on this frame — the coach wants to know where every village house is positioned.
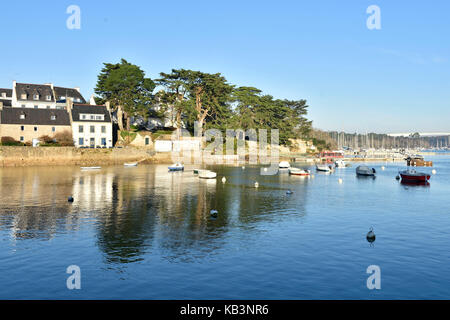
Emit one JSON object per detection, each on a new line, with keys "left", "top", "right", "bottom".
{"left": 0, "top": 104, "right": 72, "bottom": 144}
{"left": 0, "top": 81, "right": 114, "bottom": 147}
{"left": 69, "top": 101, "right": 113, "bottom": 148}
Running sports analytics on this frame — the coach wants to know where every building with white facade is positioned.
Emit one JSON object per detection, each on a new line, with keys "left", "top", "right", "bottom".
{"left": 69, "top": 102, "right": 113, "bottom": 148}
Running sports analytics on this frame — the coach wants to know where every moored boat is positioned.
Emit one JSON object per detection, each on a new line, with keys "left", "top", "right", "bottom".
{"left": 81, "top": 166, "right": 101, "bottom": 170}
{"left": 356, "top": 165, "right": 376, "bottom": 177}
{"left": 279, "top": 161, "right": 290, "bottom": 169}
{"left": 316, "top": 164, "right": 332, "bottom": 172}
{"left": 198, "top": 170, "right": 217, "bottom": 179}
{"left": 399, "top": 169, "right": 430, "bottom": 183}
{"left": 124, "top": 162, "right": 138, "bottom": 167}
{"left": 335, "top": 159, "right": 346, "bottom": 168}
{"left": 168, "top": 163, "right": 184, "bottom": 171}
{"left": 289, "top": 168, "right": 310, "bottom": 176}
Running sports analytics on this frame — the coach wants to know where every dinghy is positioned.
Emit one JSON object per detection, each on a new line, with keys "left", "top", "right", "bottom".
{"left": 279, "top": 161, "right": 290, "bottom": 169}
{"left": 198, "top": 170, "right": 217, "bottom": 179}
{"left": 168, "top": 163, "right": 184, "bottom": 171}
{"left": 289, "top": 168, "right": 310, "bottom": 176}
{"left": 356, "top": 165, "right": 376, "bottom": 177}
{"left": 316, "top": 164, "right": 332, "bottom": 172}
{"left": 124, "top": 162, "right": 138, "bottom": 167}
{"left": 81, "top": 166, "right": 101, "bottom": 170}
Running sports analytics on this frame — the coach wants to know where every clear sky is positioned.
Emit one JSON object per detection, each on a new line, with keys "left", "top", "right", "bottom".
{"left": 0, "top": 0, "right": 449, "bottom": 133}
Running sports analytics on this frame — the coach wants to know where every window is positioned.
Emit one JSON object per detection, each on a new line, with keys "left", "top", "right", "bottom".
{"left": 20, "top": 136, "right": 24, "bottom": 141}
{"left": 101, "top": 138, "right": 106, "bottom": 146}
{"left": 33, "top": 94, "right": 39, "bottom": 100}
{"left": 52, "top": 127, "right": 56, "bottom": 132}
{"left": 1, "top": 92, "right": 5, "bottom": 98}
{"left": 20, "top": 114, "right": 25, "bottom": 119}
{"left": 90, "top": 115, "right": 95, "bottom": 120}
{"left": 21, "top": 94, "right": 27, "bottom": 99}
{"left": 90, "top": 137, "right": 95, "bottom": 147}
{"left": 81, "top": 115, "right": 86, "bottom": 120}
{"left": 21, "top": 105, "right": 25, "bottom": 108}
{"left": 21, "top": 126, "right": 24, "bottom": 131}
{"left": 96, "top": 116, "right": 102, "bottom": 120}
{"left": 46, "top": 95, "right": 51, "bottom": 101}
{"left": 79, "top": 138, "right": 84, "bottom": 146}
{"left": 145, "top": 137, "right": 150, "bottom": 145}
{"left": 90, "top": 126, "right": 95, "bottom": 133}
{"left": 51, "top": 115, "right": 56, "bottom": 120}
{"left": 101, "top": 126, "right": 106, "bottom": 133}
{"left": 47, "top": 106, "right": 50, "bottom": 109}
{"left": 79, "top": 125, "right": 84, "bottom": 133}
{"left": 34, "top": 105, "right": 38, "bottom": 109}
{"left": 34, "top": 127, "right": 38, "bottom": 132}
{"left": 61, "top": 96, "right": 65, "bottom": 100}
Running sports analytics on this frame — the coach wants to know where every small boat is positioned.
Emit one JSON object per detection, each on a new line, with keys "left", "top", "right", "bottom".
{"left": 81, "top": 166, "right": 101, "bottom": 170}
{"left": 198, "top": 170, "right": 217, "bottom": 179}
{"left": 335, "top": 160, "right": 346, "bottom": 168}
{"left": 279, "top": 161, "right": 290, "bottom": 169}
{"left": 356, "top": 165, "right": 376, "bottom": 177}
{"left": 289, "top": 168, "right": 310, "bottom": 176}
{"left": 316, "top": 164, "right": 332, "bottom": 172}
{"left": 399, "top": 169, "right": 430, "bottom": 183}
{"left": 124, "top": 162, "right": 138, "bottom": 167}
{"left": 168, "top": 163, "right": 184, "bottom": 171}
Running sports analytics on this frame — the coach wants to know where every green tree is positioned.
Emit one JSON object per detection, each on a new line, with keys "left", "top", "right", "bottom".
{"left": 95, "top": 59, "right": 155, "bottom": 130}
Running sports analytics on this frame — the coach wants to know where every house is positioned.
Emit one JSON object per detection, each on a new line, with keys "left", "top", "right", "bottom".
{"left": 0, "top": 104, "right": 72, "bottom": 143}
{"left": 69, "top": 101, "right": 113, "bottom": 148}
{"left": 7, "top": 81, "right": 86, "bottom": 110}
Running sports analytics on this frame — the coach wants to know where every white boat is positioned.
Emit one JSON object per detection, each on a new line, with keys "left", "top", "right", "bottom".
{"left": 279, "top": 161, "right": 290, "bottom": 169}
{"left": 316, "top": 164, "right": 332, "bottom": 172}
{"left": 81, "top": 166, "right": 101, "bottom": 170}
{"left": 198, "top": 170, "right": 217, "bottom": 179}
{"left": 124, "top": 162, "right": 138, "bottom": 167}
{"left": 289, "top": 168, "right": 310, "bottom": 176}
{"left": 335, "top": 160, "right": 346, "bottom": 168}
{"left": 168, "top": 163, "right": 184, "bottom": 171}
{"left": 356, "top": 165, "right": 376, "bottom": 177}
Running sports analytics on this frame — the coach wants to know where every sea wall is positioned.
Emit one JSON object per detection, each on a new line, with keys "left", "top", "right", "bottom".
{"left": 0, "top": 146, "right": 172, "bottom": 167}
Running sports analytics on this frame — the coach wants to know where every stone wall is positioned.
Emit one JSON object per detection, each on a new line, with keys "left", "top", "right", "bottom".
{"left": 0, "top": 146, "right": 164, "bottom": 167}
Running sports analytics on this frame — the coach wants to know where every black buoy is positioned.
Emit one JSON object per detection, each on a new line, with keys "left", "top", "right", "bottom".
{"left": 286, "top": 189, "right": 293, "bottom": 195}
{"left": 366, "top": 227, "right": 376, "bottom": 243}
{"left": 395, "top": 175, "right": 400, "bottom": 180}
{"left": 68, "top": 196, "right": 74, "bottom": 203}
{"left": 210, "top": 209, "right": 218, "bottom": 218}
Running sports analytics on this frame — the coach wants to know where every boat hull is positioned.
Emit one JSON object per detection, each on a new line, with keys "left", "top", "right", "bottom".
{"left": 168, "top": 167, "right": 184, "bottom": 171}
{"left": 400, "top": 173, "right": 430, "bottom": 182}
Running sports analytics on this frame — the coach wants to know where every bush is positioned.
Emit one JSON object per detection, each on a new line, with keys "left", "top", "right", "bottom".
{"left": 39, "top": 135, "right": 54, "bottom": 144}
{"left": 1, "top": 136, "right": 22, "bottom": 146}
{"left": 54, "top": 130, "right": 74, "bottom": 146}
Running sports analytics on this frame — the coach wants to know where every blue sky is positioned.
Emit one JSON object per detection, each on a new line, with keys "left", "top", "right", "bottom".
{"left": 0, "top": 0, "right": 449, "bottom": 133}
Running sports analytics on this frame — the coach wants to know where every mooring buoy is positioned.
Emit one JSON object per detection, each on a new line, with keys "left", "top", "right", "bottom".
{"left": 366, "top": 227, "right": 376, "bottom": 243}
{"left": 222, "top": 177, "right": 226, "bottom": 183}
{"left": 254, "top": 181, "right": 259, "bottom": 188}
{"left": 432, "top": 169, "right": 437, "bottom": 175}
{"left": 68, "top": 196, "right": 74, "bottom": 202}
{"left": 210, "top": 210, "right": 218, "bottom": 217}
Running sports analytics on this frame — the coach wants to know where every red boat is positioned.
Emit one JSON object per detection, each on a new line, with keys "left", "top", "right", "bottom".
{"left": 399, "top": 169, "right": 431, "bottom": 183}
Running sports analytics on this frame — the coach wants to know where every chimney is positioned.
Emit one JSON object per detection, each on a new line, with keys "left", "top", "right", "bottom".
{"left": 0, "top": 101, "right": 3, "bottom": 110}
{"left": 66, "top": 97, "right": 74, "bottom": 112}
{"left": 105, "top": 101, "right": 111, "bottom": 112}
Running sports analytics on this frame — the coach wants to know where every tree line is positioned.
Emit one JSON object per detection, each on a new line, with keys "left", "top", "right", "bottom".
{"left": 94, "top": 59, "right": 313, "bottom": 146}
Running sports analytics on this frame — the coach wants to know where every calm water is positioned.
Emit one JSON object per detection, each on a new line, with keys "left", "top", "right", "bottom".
{"left": 0, "top": 156, "right": 449, "bottom": 299}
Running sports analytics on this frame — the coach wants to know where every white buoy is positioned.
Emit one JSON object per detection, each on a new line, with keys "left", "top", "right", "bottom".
{"left": 254, "top": 181, "right": 259, "bottom": 188}
{"left": 338, "top": 178, "right": 343, "bottom": 184}
{"left": 242, "top": 166, "right": 245, "bottom": 170}
{"left": 432, "top": 169, "right": 436, "bottom": 175}
{"left": 222, "top": 177, "right": 226, "bottom": 183}
{"left": 263, "top": 167, "right": 268, "bottom": 172}
{"left": 381, "top": 166, "right": 385, "bottom": 171}
{"left": 210, "top": 209, "right": 218, "bottom": 217}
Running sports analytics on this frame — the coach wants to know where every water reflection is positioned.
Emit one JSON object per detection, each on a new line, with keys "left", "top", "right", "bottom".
{"left": 0, "top": 165, "right": 307, "bottom": 264}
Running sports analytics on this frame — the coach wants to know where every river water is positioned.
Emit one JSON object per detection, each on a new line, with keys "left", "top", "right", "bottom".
{"left": 0, "top": 156, "right": 449, "bottom": 299}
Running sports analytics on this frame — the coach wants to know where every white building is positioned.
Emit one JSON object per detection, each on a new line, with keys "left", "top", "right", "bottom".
{"left": 69, "top": 102, "right": 113, "bottom": 148}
